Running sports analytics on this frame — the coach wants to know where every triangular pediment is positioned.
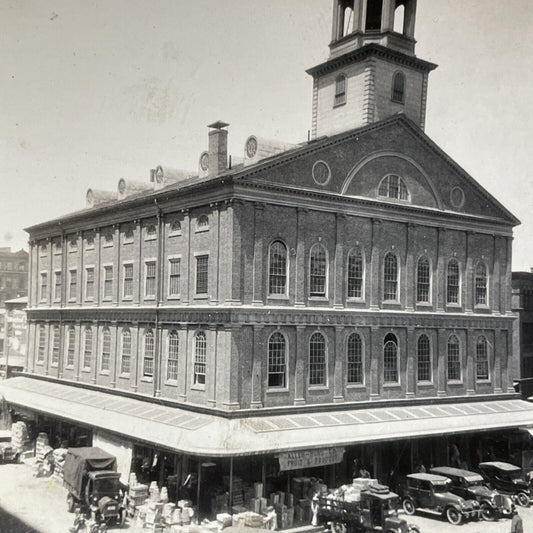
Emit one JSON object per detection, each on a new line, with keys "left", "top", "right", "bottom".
{"left": 236, "top": 116, "right": 519, "bottom": 226}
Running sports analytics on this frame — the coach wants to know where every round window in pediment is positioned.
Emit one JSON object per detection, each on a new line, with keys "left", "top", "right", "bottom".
{"left": 450, "top": 186, "right": 465, "bottom": 209}
{"left": 312, "top": 160, "right": 331, "bottom": 186}
{"left": 246, "top": 137, "right": 258, "bottom": 159}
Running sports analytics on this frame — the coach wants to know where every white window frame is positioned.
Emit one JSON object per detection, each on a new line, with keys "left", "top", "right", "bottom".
{"left": 192, "top": 330, "right": 207, "bottom": 388}
{"left": 416, "top": 333, "right": 433, "bottom": 383}
{"left": 194, "top": 252, "right": 209, "bottom": 297}
{"left": 267, "top": 331, "right": 289, "bottom": 390}
{"left": 102, "top": 263, "right": 113, "bottom": 301}
{"left": 122, "top": 261, "right": 134, "bottom": 300}
{"left": 446, "top": 259, "right": 462, "bottom": 306}
{"left": 144, "top": 258, "right": 157, "bottom": 300}
{"left": 54, "top": 270, "right": 62, "bottom": 302}
{"left": 346, "top": 331, "right": 364, "bottom": 386}
{"left": 308, "top": 330, "right": 328, "bottom": 389}
{"left": 39, "top": 271, "right": 48, "bottom": 302}
{"left": 100, "top": 327, "right": 112, "bottom": 374}
{"left": 416, "top": 255, "right": 432, "bottom": 305}
{"left": 346, "top": 247, "right": 365, "bottom": 301}
{"left": 382, "top": 251, "right": 400, "bottom": 303}
{"left": 267, "top": 240, "right": 289, "bottom": 298}
{"left": 68, "top": 269, "right": 77, "bottom": 302}
{"left": 168, "top": 255, "right": 182, "bottom": 299}
{"left": 85, "top": 265, "right": 95, "bottom": 301}
{"left": 166, "top": 330, "right": 179, "bottom": 383}
{"left": 308, "top": 243, "right": 329, "bottom": 299}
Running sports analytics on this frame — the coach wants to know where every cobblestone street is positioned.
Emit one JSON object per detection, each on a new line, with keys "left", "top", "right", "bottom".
{"left": 1, "top": 461, "right": 533, "bottom": 533}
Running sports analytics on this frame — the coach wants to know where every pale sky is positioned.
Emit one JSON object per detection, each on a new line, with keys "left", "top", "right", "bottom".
{"left": 1, "top": 1, "right": 532, "bottom": 269}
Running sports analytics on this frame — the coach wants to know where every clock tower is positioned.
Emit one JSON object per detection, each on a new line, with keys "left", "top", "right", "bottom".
{"left": 307, "top": 0, "right": 437, "bottom": 138}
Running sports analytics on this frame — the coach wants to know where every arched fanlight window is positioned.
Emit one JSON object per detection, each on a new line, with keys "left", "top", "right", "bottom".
{"left": 476, "top": 336, "right": 489, "bottom": 381}
{"left": 383, "top": 333, "right": 399, "bottom": 383}
{"left": 417, "top": 257, "right": 430, "bottom": 303}
{"left": 417, "top": 334, "right": 431, "bottom": 382}
{"left": 309, "top": 244, "right": 327, "bottom": 297}
{"left": 121, "top": 329, "right": 131, "bottom": 375}
{"left": 309, "top": 332, "right": 327, "bottom": 386}
{"left": 194, "top": 331, "right": 207, "bottom": 385}
{"left": 347, "top": 333, "right": 363, "bottom": 384}
{"left": 101, "top": 327, "right": 111, "bottom": 372}
{"left": 447, "top": 335, "right": 461, "bottom": 381}
{"left": 378, "top": 174, "right": 409, "bottom": 201}
{"left": 268, "top": 332, "right": 287, "bottom": 388}
{"left": 66, "top": 327, "right": 76, "bottom": 367}
{"left": 143, "top": 329, "right": 154, "bottom": 377}
{"left": 269, "top": 241, "right": 288, "bottom": 296}
{"left": 83, "top": 327, "right": 93, "bottom": 369}
{"left": 51, "top": 326, "right": 60, "bottom": 366}
{"left": 38, "top": 325, "right": 46, "bottom": 363}
{"left": 391, "top": 72, "right": 405, "bottom": 103}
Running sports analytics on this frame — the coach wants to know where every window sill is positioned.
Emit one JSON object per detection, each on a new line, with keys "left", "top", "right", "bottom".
{"left": 35, "top": 361, "right": 44, "bottom": 366}
{"left": 191, "top": 384, "right": 206, "bottom": 391}
{"left": 308, "top": 296, "right": 328, "bottom": 302}
{"left": 333, "top": 101, "right": 346, "bottom": 109}
{"left": 51, "top": 363, "right": 58, "bottom": 368}
{"left": 119, "top": 373, "right": 130, "bottom": 379}
{"left": 122, "top": 241, "right": 133, "bottom": 246}
{"left": 447, "top": 380, "right": 463, "bottom": 386}
{"left": 474, "top": 305, "right": 491, "bottom": 312}
{"left": 194, "top": 294, "right": 209, "bottom": 300}
{"left": 100, "top": 370, "right": 110, "bottom": 376}
{"left": 103, "top": 243, "right": 114, "bottom": 248}
{"left": 65, "top": 365, "right": 74, "bottom": 370}
{"left": 102, "top": 297, "right": 113, "bottom": 303}
{"left": 122, "top": 296, "right": 133, "bottom": 301}
{"left": 417, "top": 382, "right": 434, "bottom": 388}
{"left": 165, "top": 380, "right": 178, "bottom": 387}
{"left": 144, "top": 237, "right": 157, "bottom": 242}
{"left": 53, "top": 251, "right": 62, "bottom": 256}
{"left": 383, "top": 383, "right": 401, "bottom": 389}
{"left": 346, "top": 297, "right": 365, "bottom": 303}
{"left": 391, "top": 98, "right": 405, "bottom": 105}
{"left": 84, "top": 298, "right": 94, "bottom": 303}
{"left": 476, "top": 379, "right": 491, "bottom": 385}
{"left": 85, "top": 247, "right": 95, "bottom": 252}
{"left": 308, "top": 386, "right": 329, "bottom": 392}
{"left": 266, "top": 388, "right": 289, "bottom": 394}
{"left": 416, "top": 302, "right": 432, "bottom": 308}
{"left": 168, "top": 295, "right": 181, "bottom": 301}
{"left": 82, "top": 368, "right": 91, "bottom": 373}
{"left": 195, "top": 227, "right": 209, "bottom": 234}
{"left": 144, "top": 296, "right": 156, "bottom": 301}
{"left": 68, "top": 299, "right": 77, "bottom": 304}
{"left": 267, "top": 294, "right": 289, "bottom": 301}
{"left": 346, "top": 384, "right": 366, "bottom": 390}
{"left": 169, "top": 232, "right": 182, "bottom": 238}
{"left": 141, "top": 377, "right": 153, "bottom": 383}
{"left": 446, "top": 303, "right": 462, "bottom": 309}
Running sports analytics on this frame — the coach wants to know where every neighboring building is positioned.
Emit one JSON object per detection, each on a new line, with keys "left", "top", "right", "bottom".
{"left": 0, "top": 248, "right": 28, "bottom": 307}
{"left": 512, "top": 271, "right": 533, "bottom": 397}
{"left": 2, "top": 0, "right": 532, "bottom": 514}
{"left": 0, "top": 297, "right": 27, "bottom": 379}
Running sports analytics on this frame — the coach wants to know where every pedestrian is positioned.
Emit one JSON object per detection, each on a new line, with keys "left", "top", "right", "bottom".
{"left": 510, "top": 508, "right": 523, "bottom": 533}
{"left": 359, "top": 465, "right": 370, "bottom": 478}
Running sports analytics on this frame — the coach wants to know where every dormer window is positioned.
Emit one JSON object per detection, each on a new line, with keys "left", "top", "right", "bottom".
{"left": 392, "top": 72, "right": 405, "bottom": 103}
{"left": 334, "top": 75, "right": 347, "bottom": 107}
{"left": 378, "top": 174, "right": 409, "bottom": 201}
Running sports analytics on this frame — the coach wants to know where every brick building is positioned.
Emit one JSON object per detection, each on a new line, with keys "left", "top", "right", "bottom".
{"left": 0, "top": 247, "right": 28, "bottom": 306}
{"left": 2, "top": 0, "right": 533, "bottom": 515}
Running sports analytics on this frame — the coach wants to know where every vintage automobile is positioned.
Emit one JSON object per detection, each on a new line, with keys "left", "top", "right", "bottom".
{"left": 478, "top": 461, "right": 531, "bottom": 507}
{"left": 430, "top": 466, "right": 514, "bottom": 520}
{"left": 314, "top": 483, "right": 420, "bottom": 533}
{"left": 0, "top": 430, "right": 20, "bottom": 464}
{"left": 401, "top": 473, "right": 480, "bottom": 525}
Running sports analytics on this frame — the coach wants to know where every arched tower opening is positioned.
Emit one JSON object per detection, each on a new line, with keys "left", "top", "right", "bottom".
{"left": 366, "top": 0, "right": 383, "bottom": 31}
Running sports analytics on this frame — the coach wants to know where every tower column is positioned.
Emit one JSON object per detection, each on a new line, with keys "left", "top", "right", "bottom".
{"left": 381, "top": 0, "right": 396, "bottom": 32}
{"left": 404, "top": 0, "right": 417, "bottom": 39}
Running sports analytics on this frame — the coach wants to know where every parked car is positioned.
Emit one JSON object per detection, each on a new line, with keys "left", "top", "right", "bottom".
{"left": 478, "top": 461, "right": 531, "bottom": 507}
{"left": 0, "top": 430, "right": 20, "bottom": 464}
{"left": 401, "top": 473, "right": 480, "bottom": 525}
{"left": 430, "top": 466, "right": 514, "bottom": 520}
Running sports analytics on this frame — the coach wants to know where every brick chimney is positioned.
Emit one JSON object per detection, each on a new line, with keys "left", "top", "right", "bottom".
{"left": 208, "top": 121, "right": 229, "bottom": 177}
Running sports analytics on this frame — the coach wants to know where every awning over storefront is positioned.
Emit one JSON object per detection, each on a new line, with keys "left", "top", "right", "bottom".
{"left": 2, "top": 377, "right": 533, "bottom": 457}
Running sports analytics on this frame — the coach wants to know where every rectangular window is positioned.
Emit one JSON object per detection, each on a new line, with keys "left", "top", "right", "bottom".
{"left": 145, "top": 261, "right": 156, "bottom": 298}
{"left": 168, "top": 259, "right": 181, "bottom": 297}
{"left": 69, "top": 270, "right": 77, "bottom": 301}
{"left": 123, "top": 264, "right": 133, "bottom": 299}
{"left": 121, "top": 331, "right": 131, "bottom": 375}
{"left": 66, "top": 329, "right": 75, "bottom": 367}
{"left": 195, "top": 255, "right": 208, "bottom": 295}
{"left": 40, "top": 273, "right": 48, "bottom": 301}
{"left": 103, "top": 266, "right": 113, "bottom": 299}
{"left": 167, "top": 333, "right": 179, "bottom": 381}
{"left": 85, "top": 267, "right": 94, "bottom": 300}
{"left": 37, "top": 326, "right": 46, "bottom": 363}
{"left": 51, "top": 327, "right": 60, "bottom": 366}
{"left": 54, "top": 271, "right": 62, "bottom": 301}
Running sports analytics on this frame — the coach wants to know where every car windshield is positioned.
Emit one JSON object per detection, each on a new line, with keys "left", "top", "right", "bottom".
{"left": 505, "top": 470, "right": 523, "bottom": 481}
{"left": 94, "top": 477, "right": 119, "bottom": 494}
{"left": 433, "top": 482, "right": 450, "bottom": 492}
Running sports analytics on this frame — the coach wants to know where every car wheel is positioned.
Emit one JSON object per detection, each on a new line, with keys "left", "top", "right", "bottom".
{"left": 516, "top": 492, "right": 529, "bottom": 507}
{"left": 402, "top": 498, "right": 416, "bottom": 515}
{"left": 67, "top": 493, "right": 76, "bottom": 513}
{"left": 480, "top": 502, "right": 495, "bottom": 521}
{"left": 408, "top": 527, "right": 420, "bottom": 533}
{"left": 446, "top": 507, "right": 462, "bottom": 525}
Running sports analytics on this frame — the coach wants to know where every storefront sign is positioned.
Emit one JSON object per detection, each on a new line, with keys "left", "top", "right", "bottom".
{"left": 278, "top": 447, "right": 345, "bottom": 471}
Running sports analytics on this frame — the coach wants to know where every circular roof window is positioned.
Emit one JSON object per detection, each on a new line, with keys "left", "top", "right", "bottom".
{"left": 450, "top": 186, "right": 465, "bottom": 209}
{"left": 312, "top": 161, "right": 331, "bottom": 186}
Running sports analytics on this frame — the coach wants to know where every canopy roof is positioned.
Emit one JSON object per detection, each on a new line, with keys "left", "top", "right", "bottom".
{"left": 2, "top": 377, "right": 533, "bottom": 457}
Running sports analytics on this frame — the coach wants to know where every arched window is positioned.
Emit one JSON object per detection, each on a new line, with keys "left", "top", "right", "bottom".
{"left": 143, "top": 329, "right": 154, "bottom": 378}
{"left": 383, "top": 333, "right": 399, "bottom": 383}
{"left": 347, "top": 333, "right": 363, "bottom": 384}
{"left": 347, "top": 248, "right": 364, "bottom": 299}
{"left": 196, "top": 215, "right": 209, "bottom": 231}
{"left": 167, "top": 330, "right": 179, "bottom": 381}
{"left": 378, "top": 174, "right": 409, "bottom": 201}
{"left": 475, "top": 263, "right": 488, "bottom": 306}
{"left": 51, "top": 326, "right": 60, "bottom": 366}
{"left": 334, "top": 74, "right": 347, "bottom": 107}
{"left": 393, "top": 4, "right": 405, "bottom": 33}
{"left": 83, "top": 327, "right": 92, "bottom": 369}
{"left": 268, "top": 332, "right": 287, "bottom": 388}
{"left": 169, "top": 220, "right": 181, "bottom": 236}
{"left": 38, "top": 325, "right": 46, "bottom": 363}
{"left": 366, "top": 0, "right": 383, "bottom": 30}
{"left": 416, "top": 257, "right": 430, "bottom": 303}
{"left": 343, "top": 6, "right": 353, "bottom": 36}
{"left": 121, "top": 329, "right": 131, "bottom": 375}
{"left": 66, "top": 327, "right": 76, "bottom": 367}
{"left": 447, "top": 335, "right": 461, "bottom": 381}
{"left": 123, "top": 228, "right": 134, "bottom": 244}
{"left": 309, "top": 244, "right": 327, "bottom": 297}
{"left": 145, "top": 225, "right": 157, "bottom": 240}
{"left": 309, "top": 332, "right": 327, "bottom": 386}
{"left": 391, "top": 72, "right": 405, "bottom": 103}
{"left": 417, "top": 335, "right": 431, "bottom": 382}
{"left": 269, "top": 241, "right": 288, "bottom": 295}
{"left": 194, "top": 331, "right": 207, "bottom": 385}
{"left": 101, "top": 327, "right": 111, "bottom": 372}
{"left": 476, "top": 336, "right": 489, "bottom": 381}
{"left": 383, "top": 253, "right": 398, "bottom": 301}
{"left": 447, "top": 260, "right": 460, "bottom": 304}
